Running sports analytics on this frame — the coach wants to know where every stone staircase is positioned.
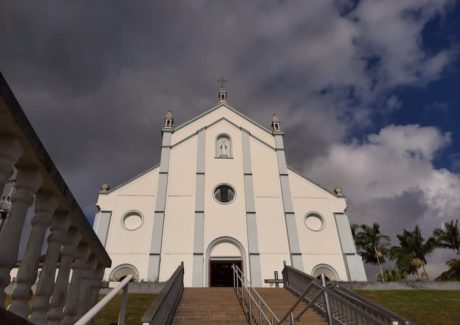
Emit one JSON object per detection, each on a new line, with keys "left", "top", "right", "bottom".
{"left": 171, "top": 288, "right": 248, "bottom": 324}
{"left": 257, "top": 288, "right": 327, "bottom": 324}
{"left": 171, "top": 287, "right": 327, "bottom": 324}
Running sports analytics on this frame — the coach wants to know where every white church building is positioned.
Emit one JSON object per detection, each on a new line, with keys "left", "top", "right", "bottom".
{"left": 93, "top": 86, "right": 366, "bottom": 287}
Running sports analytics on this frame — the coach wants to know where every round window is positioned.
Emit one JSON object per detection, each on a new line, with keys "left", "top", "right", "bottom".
{"left": 214, "top": 184, "right": 235, "bottom": 203}
{"left": 122, "top": 211, "right": 143, "bottom": 231}
{"left": 304, "top": 213, "right": 325, "bottom": 231}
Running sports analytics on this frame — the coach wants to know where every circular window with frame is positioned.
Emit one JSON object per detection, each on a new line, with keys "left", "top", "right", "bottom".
{"left": 121, "top": 211, "right": 143, "bottom": 231}
{"left": 213, "top": 184, "right": 236, "bottom": 204}
{"left": 304, "top": 212, "right": 325, "bottom": 232}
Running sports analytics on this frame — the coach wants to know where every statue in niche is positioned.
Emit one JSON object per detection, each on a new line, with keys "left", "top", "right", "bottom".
{"left": 217, "top": 135, "right": 231, "bottom": 158}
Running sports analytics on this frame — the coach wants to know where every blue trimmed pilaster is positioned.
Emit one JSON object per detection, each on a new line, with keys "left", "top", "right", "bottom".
{"left": 273, "top": 131, "right": 303, "bottom": 270}
{"left": 148, "top": 128, "right": 173, "bottom": 281}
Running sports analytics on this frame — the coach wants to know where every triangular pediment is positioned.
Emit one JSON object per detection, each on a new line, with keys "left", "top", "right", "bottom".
{"left": 175, "top": 103, "right": 271, "bottom": 134}
{"left": 171, "top": 103, "right": 275, "bottom": 148}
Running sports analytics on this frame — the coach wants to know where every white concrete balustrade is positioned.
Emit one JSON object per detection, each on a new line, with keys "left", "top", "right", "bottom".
{"left": 0, "top": 167, "right": 43, "bottom": 307}
{"left": 0, "top": 73, "right": 112, "bottom": 324}
{"left": 9, "top": 191, "right": 58, "bottom": 318}
{"left": 29, "top": 211, "right": 71, "bottom": 324}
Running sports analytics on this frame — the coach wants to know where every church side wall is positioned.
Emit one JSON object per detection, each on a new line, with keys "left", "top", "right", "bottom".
{"left": 97, "top": 169, "right": 159, "bottom": 281}
{"left": 289, "top": 171, "right": 348, "bottom": 280}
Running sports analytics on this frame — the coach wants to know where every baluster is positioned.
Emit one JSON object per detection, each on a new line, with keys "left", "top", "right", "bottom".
{"left": 29, "top": 210, "right": 71, "bottom": 324}
{"left": 47, "top": 227, "right": 81, "bottom": 325}
{"left": 76, "top": 255, "right": 97, "bottom": 319}
{"left": 248, "top": 291, "right": 253, "bottom": 323}
{"left": 258, "top": 298, "right": 262, "bottom": 324}
{"left": 0, "top": 135, "right": 22, "bottom": 195}
{"left": 86, "top": 263, "right": 105, "bottom": 325}
{"left": 61, "top": 242, "right": 91, "bottom": 325}
{"left": 0, "top": 167, "right": 42, "bottom": 307}
{"left": 8, "top": 191, "right": 58, "bottom": 318}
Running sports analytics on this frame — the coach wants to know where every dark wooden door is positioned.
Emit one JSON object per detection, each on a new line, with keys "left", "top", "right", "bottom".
{"left": 210, "top": 260, "right": 242, "bottom": 287}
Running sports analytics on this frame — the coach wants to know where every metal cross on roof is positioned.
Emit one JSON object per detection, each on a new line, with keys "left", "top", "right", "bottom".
{"left": 218, "top": 77, "right": 227, "bottom": 88}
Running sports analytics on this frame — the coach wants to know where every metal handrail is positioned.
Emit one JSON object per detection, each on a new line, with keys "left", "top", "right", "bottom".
{"left": 75, "top": 274, "right": 133, "bottom": 325}
{"left": 232, "top": 264, "right": 280, "bottom": 324}
{"left": 141, "top": 262, "right": 184, "bottom": 325}
{"left": 283, "top": 265, "right": 414, "bottom": 325}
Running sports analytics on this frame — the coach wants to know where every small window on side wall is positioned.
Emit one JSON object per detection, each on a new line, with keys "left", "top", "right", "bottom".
{"left": 216, "top": 134, "right": 232, "bottom": 158}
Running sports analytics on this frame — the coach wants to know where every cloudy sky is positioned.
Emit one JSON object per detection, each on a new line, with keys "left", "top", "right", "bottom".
{"left": 1, "top": 0, "right": 460, "bottom": 279}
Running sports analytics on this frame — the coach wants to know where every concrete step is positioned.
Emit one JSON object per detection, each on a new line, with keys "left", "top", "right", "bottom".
{"left": 171, "top": 288, "right": 247, "bottom": 324}
{"left": 255, "top": 288, "right": 328, "bottom": 324}
{"left": 173, "top": 320, "right": 248, "bottom": 325}
{"left": 171, "top": 287, "right": 327, "bottom": 324}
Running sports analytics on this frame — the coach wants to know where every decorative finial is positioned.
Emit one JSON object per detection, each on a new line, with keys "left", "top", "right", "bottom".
{"left": 271, "top": 114, "right": 281, "bottom": 132}
{"left": 164, "top": 111, "right": 174, "bottom": 128}
{"left": 100, "top": 184, "right": 110, "bottom": 193}
{"left": 218, "top": 77, "right": 228, "bottom": 103}
{"left": 334, "top": 187, "right": 343, "bottom": 196}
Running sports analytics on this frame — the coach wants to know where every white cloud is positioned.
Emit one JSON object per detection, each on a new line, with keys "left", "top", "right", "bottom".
{"left": 305, "top": 124, "right": 460, "bottom": 277}
{"left": 306, "top": 124, "right": 456, "bottom": 207}
{"left": 351, "top": 0, "right": 456, "bottom": 91}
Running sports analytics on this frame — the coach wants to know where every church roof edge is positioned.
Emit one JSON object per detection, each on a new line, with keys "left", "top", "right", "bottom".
{"left": 99, "top": 163, "right": 160, "bottom": 195}
{"left": 287, "top": 165, "right": 343, "bottom": 199}
{"left": 173, "top": 102, "right": 273, "bottom": 136}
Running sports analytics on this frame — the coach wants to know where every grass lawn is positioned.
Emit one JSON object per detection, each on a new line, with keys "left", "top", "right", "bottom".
{"left": 357, "top": 290, "right": 460, "bottom": 325}
{"left": 95, "top": 293, "right": 156, "bottom": 325}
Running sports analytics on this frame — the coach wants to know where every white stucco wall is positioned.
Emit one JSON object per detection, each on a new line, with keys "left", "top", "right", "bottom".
{"left": 289, "top": 170, "right": 348, "bottom": 280}
{"left": 96, "top": 168, "right": 158, "bottom": 281}
{"left": 95, "top": 104, "right": 363, "bottom": 285}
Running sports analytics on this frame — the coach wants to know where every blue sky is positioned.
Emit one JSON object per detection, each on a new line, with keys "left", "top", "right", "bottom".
{"left": 1, "top": 0, "right": 459, "bottom": 278}
{"left": 368, "top": 3, "right": 460, "bottom": 171}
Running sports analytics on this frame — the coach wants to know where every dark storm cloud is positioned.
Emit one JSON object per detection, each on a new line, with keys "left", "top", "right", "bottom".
{"left": 347, "top": 189, "right": 429, "bottom": 237}
{"left": 0, "top": 1, "right": 350, "bottom": 212}
{"left": 1, "top": 0, "right": 458, "bottom": 247}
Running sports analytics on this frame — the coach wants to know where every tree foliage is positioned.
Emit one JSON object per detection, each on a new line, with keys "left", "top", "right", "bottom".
{"left": 354, "top": 223, "right": 391, "bottom": 264}
{"left": 353, "top": 223, "right": 390, "bottom": 281}
{"left": 351, "top": 220, "right": 460, "bottom": 281}
{"left": 433, "top": 220, "right": 460, "bottom": 254}
{"left": 390, "top": 226, "right": 436, "bottom": 280}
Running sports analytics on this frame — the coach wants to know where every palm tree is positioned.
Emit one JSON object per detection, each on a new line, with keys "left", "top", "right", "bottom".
{"left": 436, "top": 258, "right": 460, "bottom": 281}
{"left": 433, "top": 220, "right": 460, "bottom": 256}
{"left": 433, "top": 220, "right": 460, "bottom": 280}
{"left": 351, "top": 224, "right": 361, "bottom": 241}
{"left": 354, "top": 223, "right": 390, "bottom": 281}
{"left": 390, "top": 226, "right": 436, "bottom": 280}
{"left": 377, "top": 267, "right": 406, "bottom": 282}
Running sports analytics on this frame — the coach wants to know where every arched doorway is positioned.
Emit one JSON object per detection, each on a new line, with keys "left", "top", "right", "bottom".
{"left": 206, "top": 237, "right": 245, "bottom": 287}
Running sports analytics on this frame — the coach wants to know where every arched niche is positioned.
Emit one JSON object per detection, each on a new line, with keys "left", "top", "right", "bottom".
{"left": 109, "top": 263, "right": 139, "bottom": 282}
{"left": 311, "top": 264, "right": 339, "bottom": 281}
{"left": 215, "top": 134, "right": 232, "bottom": 158}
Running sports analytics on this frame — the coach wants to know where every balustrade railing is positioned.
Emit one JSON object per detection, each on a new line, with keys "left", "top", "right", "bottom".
{"left": 75, "top": 274, "right": 133, "bottom": 325}
{"left": 232, "top": 264, "right": 280, "bottom": 324}
{"left": 0, "top": 71, "right": 112, "bottom": 324}
{"left": 282, "top": 265, "right": 413, "bottom": 325}
{"left": 141, "top": 262, "right": 184, "bottom": 325}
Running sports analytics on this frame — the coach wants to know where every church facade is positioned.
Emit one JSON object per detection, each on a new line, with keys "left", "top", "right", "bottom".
{"left": 93, "top": 87, "right": 366, "bottom": 287}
